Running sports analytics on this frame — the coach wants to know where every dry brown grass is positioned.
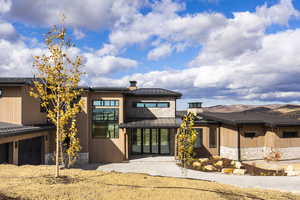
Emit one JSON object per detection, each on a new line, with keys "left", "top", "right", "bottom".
{"left": 0, "top": 165, "right": 299, "bottom": 200}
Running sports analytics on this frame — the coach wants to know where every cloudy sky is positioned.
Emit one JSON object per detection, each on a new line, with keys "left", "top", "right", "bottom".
{"left": 0, "top": 0, "right": 300, "bottom": 109}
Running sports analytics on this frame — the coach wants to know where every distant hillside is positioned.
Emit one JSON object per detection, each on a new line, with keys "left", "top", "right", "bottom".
{"left": 203, "top": 104, "right": 282, "bottom": 113}
{"left": 203, "top": 104, "right": 300, "bottom": 119}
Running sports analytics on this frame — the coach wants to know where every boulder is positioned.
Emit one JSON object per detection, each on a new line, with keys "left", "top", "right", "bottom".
{"left": 222, "top": 168, "right": 235, "bottom": 174}
{"left": 286, "top": 171, "right": 299, "bottom": 176}
{"left": 203, "top": 165, "right": 217, "bottom": 171}
{"left": 199, "top": 158, "right": 209, "bottom": 163}
{"left": 212, "top": 155, "right": 221, "bottom": 160}
{"left": 230, "top": 160, "right": 236, "bottom": 167}
{"left": 214, "top": 160, "right": 223, "bottom": 167}
{"left": 192, "top": 161, "right": 201, "bottom": 168}
{"left": 285, "top": 165, "right": 300, "bottom": 176}
{"left": 233, "top": 169, "right": 246, "bottom": 175}
{"left": 286, "top": 165, "right": 294, "bottom": 172}
{"left": 235, "top": 161, "right": 242, "bottom": 169}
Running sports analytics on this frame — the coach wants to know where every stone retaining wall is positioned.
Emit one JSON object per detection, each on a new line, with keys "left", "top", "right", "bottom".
{"left": 220, "top": 146, "right": 238, "bottom": 160}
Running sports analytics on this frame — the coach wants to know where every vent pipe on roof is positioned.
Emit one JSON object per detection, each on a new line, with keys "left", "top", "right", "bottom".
{"left": 129, "top": 80, "right": 137, "bottom": 90}
{"left": 187, "top": 102, "right": 203, "bottom": 115}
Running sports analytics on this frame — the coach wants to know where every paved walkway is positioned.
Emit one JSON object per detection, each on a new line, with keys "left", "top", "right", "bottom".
{"left": 95, "top": 156, "right": 300, "bottom": 194}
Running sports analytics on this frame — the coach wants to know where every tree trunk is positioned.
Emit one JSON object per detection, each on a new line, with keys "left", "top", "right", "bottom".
{"left": 55, "top": 96, "right": 60, "bottom": 178}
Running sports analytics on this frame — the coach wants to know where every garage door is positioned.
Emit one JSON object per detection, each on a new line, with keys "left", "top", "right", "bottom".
{"left": 0, "top": 143, "right": 9, "bottom": 164}
{"left": 18, "top": 137, "right": 42, "bottom": 165}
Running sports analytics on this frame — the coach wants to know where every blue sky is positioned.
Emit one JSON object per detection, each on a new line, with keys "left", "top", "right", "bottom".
{"left": 1, "top": 0, "right": 300, "bottom": 109}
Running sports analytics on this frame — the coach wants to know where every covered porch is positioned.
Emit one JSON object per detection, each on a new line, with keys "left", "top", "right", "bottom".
{"left": 120, "top": 118, "right": 181, "bottom": 159}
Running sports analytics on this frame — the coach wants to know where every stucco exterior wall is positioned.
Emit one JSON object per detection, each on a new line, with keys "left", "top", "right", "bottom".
{"left": 76, "top": 94, "right": 89, "bottom": 153}
{"left": 0, "top": 86, "right": 22, "bottom": 124}
{"left": 125, "top": 97, "right": 176, "bottom": 119}
{"left": 21, "top": 85, "right": 47, "bottom": 125}
{"left": 88, "top": 92, "right": 126, "bottom": 163}
{"left": 193, "top": 125, "right": 219, "bottom": 157}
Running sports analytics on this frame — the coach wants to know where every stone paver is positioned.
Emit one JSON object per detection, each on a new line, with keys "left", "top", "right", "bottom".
{"left": 95, "top": 156, "right": 300, "bottom": 194}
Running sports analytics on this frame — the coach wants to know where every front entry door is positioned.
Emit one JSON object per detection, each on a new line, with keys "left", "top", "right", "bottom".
{"left": 131, "top": 128, "right": 170, "bottom": 155}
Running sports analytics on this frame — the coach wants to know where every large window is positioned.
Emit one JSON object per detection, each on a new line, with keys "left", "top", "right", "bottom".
{"left": 133, "top": 102, "right": 169, "bottom": 108}
{"left": 92, "top": 100, "right": 119, "bottom": 138}
{"left": 209, "top": 127, "right": 217, "bottom": 148}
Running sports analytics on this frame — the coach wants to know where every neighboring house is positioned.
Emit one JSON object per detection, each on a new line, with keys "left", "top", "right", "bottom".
{"left": 0, "top": 77, "right": 300, "bottom": 165}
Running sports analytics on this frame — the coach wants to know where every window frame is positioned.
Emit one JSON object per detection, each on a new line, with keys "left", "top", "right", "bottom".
{"left": 194, "top": 128, "right": 203, "bottom": 148}
{"left": 93, "top": 100, "right": 119, "bottom": 107}
{"left": 209, "top": 127, "right": 217, "bottom": 148}
{"left": 244, "top": 132, "right": 256, "bottom": 138}
{"left": 133, "top": 102, "right": 170, "bottom": 108}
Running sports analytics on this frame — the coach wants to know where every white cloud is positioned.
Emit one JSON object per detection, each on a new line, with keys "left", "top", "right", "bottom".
{"left": 0, "top": 26, "right": 138, "bottom": 78}
{"left": 104, "top": 0, "right": 227, "bottom": 59}
{"left": 257, "top": 0, "right": 300, "bottom": 25}
{"left": 84, "top": 55, "right": 138, "bottom": 75}
{"left": 2, "top": 0, "right": 144, "bottom": 30}
{"left": 0, "top": 0, "right": 11, "bottom": 14}
{"left": 73, "top": 29, "right": 85, "bottom": 40}
{"left": 91, "top": 27, "right": 300, "bottom": 102}
{"left": 1, "top": 0, "right": 300, "bottom": 104}
{"left": 190, "top": 0, "right": 300, "bottom": 66}
{"left": 147, "top": 44, "right": 172, "bottom": 60}
{"left": 0, "top": 39, "right": 44, "bottom": 76}
{"left": 0, "top": 20, "right": 18, "bottom": 40}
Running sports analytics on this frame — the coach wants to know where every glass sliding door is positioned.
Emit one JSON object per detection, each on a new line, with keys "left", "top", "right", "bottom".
{"left": 151, "top": 129, "right": 159, "bottom": 154}
{"left": 160, "top": 129, "right": 170, "bottom": 154}
{"left": 130, "top": 128, "right": 171, "bottom": 155}
{"left": 143, "top": 129, "right": 151, "bottom": 153}
{"left": 131, "top": 129, "right": 142, "bottom": 154}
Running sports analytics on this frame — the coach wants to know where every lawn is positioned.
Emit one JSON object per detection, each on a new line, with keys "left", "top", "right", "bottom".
{"left": 0, "top": 165, "right": 299, "bottom": 200}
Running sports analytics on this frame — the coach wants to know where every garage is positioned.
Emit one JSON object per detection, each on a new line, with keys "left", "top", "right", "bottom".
{"left": 18, "top": 137, "right": 43, "bottom": 165}
{"left": 0, "top": 143, "right": 12, "bottom": 164}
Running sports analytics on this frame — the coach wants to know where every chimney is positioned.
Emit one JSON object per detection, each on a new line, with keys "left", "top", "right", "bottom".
{"left": 129, "top": 80, "right": 137, "bottom": 90}
{"left": 187, "top": 102, "right": 203, "bottom": 115}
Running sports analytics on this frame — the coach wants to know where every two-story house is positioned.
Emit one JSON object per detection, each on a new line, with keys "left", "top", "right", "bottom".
{"left": 1, "top": 77, "right": 300, "bottom": 165}
{"left": 0, "top": 78, "right": 182, "bottom": 165}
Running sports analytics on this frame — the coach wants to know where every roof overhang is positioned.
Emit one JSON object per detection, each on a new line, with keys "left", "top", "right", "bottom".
{"left": 120, "top": 118, "right": 182, "bottom": 129}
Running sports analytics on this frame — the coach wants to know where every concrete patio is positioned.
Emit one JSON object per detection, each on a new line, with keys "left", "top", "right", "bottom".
{"left": 95, "top": 156, "right": 300, "bottom": 194}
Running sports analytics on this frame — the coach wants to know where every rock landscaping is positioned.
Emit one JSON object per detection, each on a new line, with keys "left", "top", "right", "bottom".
{"left": 180, "top": 157, "right": 291, "bottom": 176}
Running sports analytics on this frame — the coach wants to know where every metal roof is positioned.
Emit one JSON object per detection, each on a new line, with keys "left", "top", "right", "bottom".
{"left": 120, "top": 118, "right": 182, "bottom": 128}
{"left": 0, "top": 77, "right": 36, "bottom": 85}
{"left": 126, "top": 88, "right": 182, "bottom": 97}
{"left": 90, "top": 87, "right": 129, "bottom": 92}
{"left": 0, "top": 122, "right": 54, "bottom": 138}
{"left": 199, "top": 111, "right": 300, "bottom": 127}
